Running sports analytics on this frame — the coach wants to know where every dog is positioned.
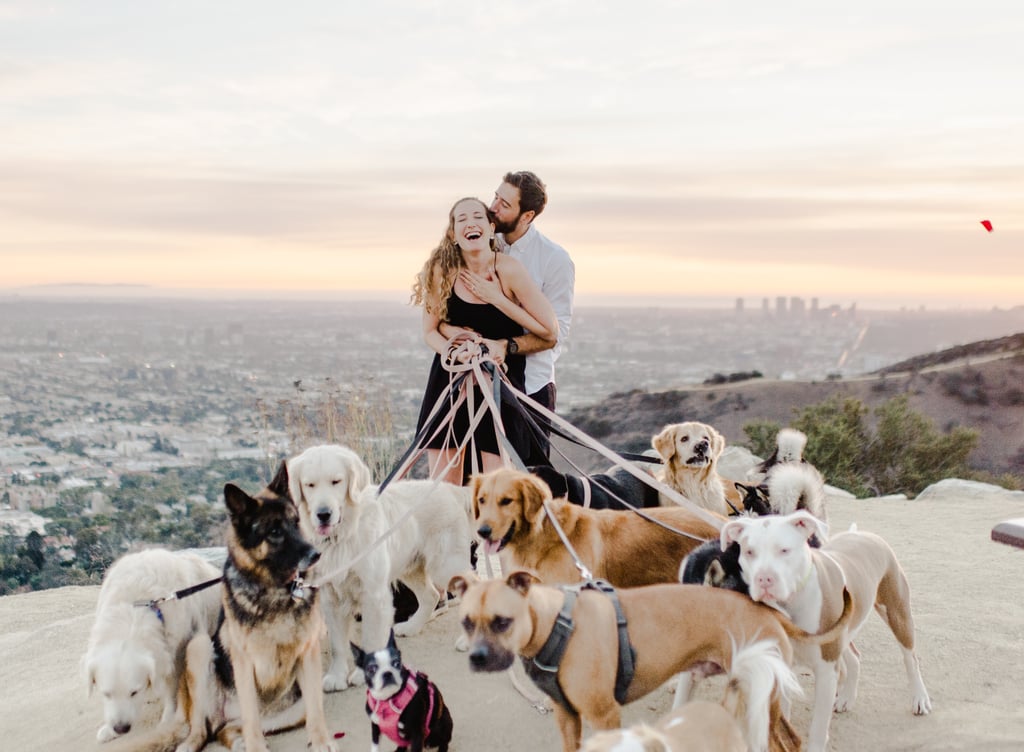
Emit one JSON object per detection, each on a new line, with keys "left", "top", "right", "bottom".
{"left": 721, "top": 510, "right": 932, "bottom": 752}
{"left": 451, "top": 571, "right": 852, "bottom": 752}
{"left": 652, "top": 421, "right": 743, "bottom": 517}
{"left": 472, "top": 467, "right": 721, "bottom": 588}
{"left": 764, "top": 463, "right": 828, "bottom": 529}
{"left": 679, "top": 539, "right": 748, "bottom": 595}
{"left": 581, "top": 638, "right": 802, "bottom": 752}
{"left": 287, "top": 443, "right": 473, "bottom": 691}
{"left": 529, "top": 461, "right": 661, "bottom": 510}
{"left": 351, "top": 629, "right": 453, "bottom": 752}
{"left": 749, "top": 428, "right": 809, "bottom": 483}
{"left": 82, "top": 548, "right": 221, "bottom": 742}
{"left": 170, "top": 462, "right": 338, "bottom": 752}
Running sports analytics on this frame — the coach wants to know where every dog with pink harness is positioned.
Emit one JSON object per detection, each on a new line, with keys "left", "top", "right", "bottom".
{"left": 351, "top": 630, "right": 453, "bottom": 752}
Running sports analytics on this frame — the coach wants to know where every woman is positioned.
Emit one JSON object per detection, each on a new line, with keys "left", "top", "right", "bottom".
{"left": 411, "top": 197, "right": 558, "bottom": 484}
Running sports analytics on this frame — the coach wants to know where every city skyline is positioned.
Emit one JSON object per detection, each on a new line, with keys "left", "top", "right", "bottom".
{"left": 2, "top": 1, "right": 1022, "bottom": 308}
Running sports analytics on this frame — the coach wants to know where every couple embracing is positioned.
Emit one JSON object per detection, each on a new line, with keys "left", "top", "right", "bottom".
{"left": 411, "top": 171, "right": 574, "bottom": 484}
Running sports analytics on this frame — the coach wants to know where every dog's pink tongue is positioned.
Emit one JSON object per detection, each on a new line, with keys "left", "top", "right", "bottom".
{"left": 481, "top": 539, "right": 501, "bottom": 555}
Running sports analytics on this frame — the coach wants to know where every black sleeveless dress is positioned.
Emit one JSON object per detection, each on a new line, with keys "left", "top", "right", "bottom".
{"left": 415, "top": 292, "right": 528, "bottom": 458}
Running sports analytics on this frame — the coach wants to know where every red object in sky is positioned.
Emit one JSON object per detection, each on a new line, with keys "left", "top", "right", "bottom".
{"left": 980, "top": 219, "right": 993, "bottom": 232}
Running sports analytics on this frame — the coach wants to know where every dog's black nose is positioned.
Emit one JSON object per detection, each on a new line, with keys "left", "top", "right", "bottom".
{"left": 114, "top": 722, "right": 131, "bottom": 735}
{"left": 477, "top": 524, "right": 492, "bottom": 540}
{"left": 469, "top": 647, "right": 489, "bottom": 668}
{"left": 317, "top": 509, "right": 332, "bottom": 524}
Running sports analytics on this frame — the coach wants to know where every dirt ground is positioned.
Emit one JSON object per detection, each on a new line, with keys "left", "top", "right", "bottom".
{"left": 2, "top": 487, "right": 1023, "bottom": 751}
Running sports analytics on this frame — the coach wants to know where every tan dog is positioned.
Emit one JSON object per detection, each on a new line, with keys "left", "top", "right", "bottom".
{"left": 451, "top": 571, "right": 853, "bottom": 752}
{"left": 472, "top": 468, "right": 721, "bottom": 587}
{"left": 652, "top": 421, "right": 743, "bottom": 516}
{"left": 722, "top": 511, "right": 932, "bottom": 752}
{"left": 581, "top": 638, "right": 803, "bottom": 752}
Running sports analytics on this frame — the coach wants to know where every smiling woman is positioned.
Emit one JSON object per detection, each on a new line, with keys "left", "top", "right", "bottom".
{"left": 410, "top": 197, "right": 558, "bottom": 484}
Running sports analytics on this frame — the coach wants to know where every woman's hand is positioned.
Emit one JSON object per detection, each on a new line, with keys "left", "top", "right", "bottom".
{"left": 459, "top": 269, "right": 504, "bottom": 305}
{"left": 479, "top": 337, "right": 508, "bottom": 367}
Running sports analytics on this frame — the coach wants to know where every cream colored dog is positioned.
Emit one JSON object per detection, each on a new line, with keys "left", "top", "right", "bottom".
{"left": 82, "top": 548, "right": 221, "bottom": 743}
{"left": 452, "top": 571, "right": 852, "bottom": 752}
{"left": 288, "top": 444, "right": 473, "bottom": 691}
{"left": 721, "top": 511, "right": 932, "bottom": 752}
{"left": 581, "top": 638, "right": 802, "bottom": 752}
{"left": 652, "top": 421, "right": 742, "bottom": 516}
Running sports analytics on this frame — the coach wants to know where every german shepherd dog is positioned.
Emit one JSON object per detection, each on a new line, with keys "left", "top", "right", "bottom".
{"left": 172, "top": 462, "right": 338, "bottom": 752}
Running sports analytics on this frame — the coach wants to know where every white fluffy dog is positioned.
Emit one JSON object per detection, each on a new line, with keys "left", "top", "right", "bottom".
{"left": 652, "top": 421, "right": 739, "bottom": 517}
{"left": 287, "top": 444, "right": 473, "bottom": 692}
{"left": 82, "top": 548, "right": 221, "bottom": 742}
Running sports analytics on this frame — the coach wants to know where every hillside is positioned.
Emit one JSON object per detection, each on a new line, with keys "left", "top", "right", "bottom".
{"left": 560, "top": 336, "right": 1024, "bottom": 477}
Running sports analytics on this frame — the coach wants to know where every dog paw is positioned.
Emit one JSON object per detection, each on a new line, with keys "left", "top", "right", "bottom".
{"left": 454, "top": 633, "right": 469, "bottom": 652}
{"left": 833, "top": 695, "right": 854, "bottom": 713}
{"left": 322, "top": 673, "right": 350, "bottom": 692}
{"left": 393, "top": 619, "right": 424, "bottom": 637}
{"left": 96, "top": 724, "right": 119, "bottom": 743}
{"left": 347, "top": 666, "right": 366, "bottom": 686}
{"left": 911, "top": 693, "right": 933, "bottom": 715}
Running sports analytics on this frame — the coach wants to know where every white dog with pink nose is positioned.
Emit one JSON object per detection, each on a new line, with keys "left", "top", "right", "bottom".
{"left": 721, "top": 510, "right": 932, "bottom": 752}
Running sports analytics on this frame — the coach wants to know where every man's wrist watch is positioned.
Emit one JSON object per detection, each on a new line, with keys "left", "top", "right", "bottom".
{"left": 505, "top": 337, "right": 519, "bottom": 355}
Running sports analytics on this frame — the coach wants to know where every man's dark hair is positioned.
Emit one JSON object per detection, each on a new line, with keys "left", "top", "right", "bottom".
{"left": 503, "top": 171, "right": 547, "bottom": 218}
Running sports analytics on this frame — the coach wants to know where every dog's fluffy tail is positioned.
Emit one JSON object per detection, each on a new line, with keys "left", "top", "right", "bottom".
{"left": 724, "top": 637, "right": 802, "bottom": 752}
{"left": 765, "top": 462, "right": 827, "bottom": 525}
{"left": 775, "top": 428, "right": 807, "bottom": 463}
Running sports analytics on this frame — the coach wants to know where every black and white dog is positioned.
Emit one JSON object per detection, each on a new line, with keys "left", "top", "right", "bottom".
{"left": 529, "top": 461, "right": 661, "bottom": 511}
{"left": 351, "top": 630, "right": 453, "bottom": 752}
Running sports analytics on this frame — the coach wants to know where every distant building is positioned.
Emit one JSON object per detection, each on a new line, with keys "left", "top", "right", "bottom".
{"left": 790, "top": 297, "right": 805, "bottom": 316}
{"left": 735, "top": 297, "right": 744, "bottom": 314}
{"left": 775, "top": 296, "right": 787, "bottom": 316}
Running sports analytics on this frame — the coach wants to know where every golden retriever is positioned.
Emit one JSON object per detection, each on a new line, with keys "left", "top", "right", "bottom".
{"left": 471, "top": 467, "right": 721, "bottom": 587}
{"left": 287, "top": 444, "right": 473, "bottom": 692}
{"left": 652, "top": 421, "right": 743, "bottom": 517}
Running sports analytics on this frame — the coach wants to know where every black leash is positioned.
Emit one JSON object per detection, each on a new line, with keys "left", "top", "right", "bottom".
{"left": 133, "top": 575, "right": 223, "bottom": 622}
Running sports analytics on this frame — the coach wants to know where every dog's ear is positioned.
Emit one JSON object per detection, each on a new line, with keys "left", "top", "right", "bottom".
{"left": 267, "top": 461, "right": 290, "bottom": 499}
{"left": 286, "top": 455, "right": 305, "bottom": 506}
{"left": 706, "top": 559, "right": 727, "bottom": 588}
{"left": 652, "top": 425, "right": 678, "bottom": 463}
{"left": 506, "top": 570, "right": 540, "bottom": 595}
{"left": 83, "top": 656, "right": 97, "bottom": 698}
{"left": 387, "top": 628, "right": 397, "bottom": 651}
{"left": 350, "top": 641, "right": 367, "bottom": 669}
{"left": 223, "top": 483, "right": 253, "bottom": 518}
{"left": 789, "top": 510, "right": 828, "bottom": 542}
{"left": 720, "top": 519, "right": 748, "bottom": 550}
{"left": 468, "top": 474, "right": 484, "bottom": 520}
{"left": 708, "top": 426, "right": 726, "bottom": 461}
{"left": 448, "top": 571, "right": 478, "bottom": 597}
{"left": 345, "top": 450, "right": 372, "bottom": 504}
{"left": 519, "top": 473, "right": 550, "bottom": 526}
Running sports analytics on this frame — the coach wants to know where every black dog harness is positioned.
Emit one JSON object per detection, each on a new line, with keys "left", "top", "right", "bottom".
{"left": 521, "top": 579, "right": 636, "bottom": 714}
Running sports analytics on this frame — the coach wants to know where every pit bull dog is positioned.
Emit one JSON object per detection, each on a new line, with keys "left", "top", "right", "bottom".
{"left": 721, "top": 511, "right": 932, "bottom": 752}
{"left": 450, "top": 571, "right": 854, "bottom": 752}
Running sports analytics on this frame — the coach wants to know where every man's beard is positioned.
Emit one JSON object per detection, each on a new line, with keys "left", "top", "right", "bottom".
{"left": 493, "top": 212, "right": 521, "bottom": 235}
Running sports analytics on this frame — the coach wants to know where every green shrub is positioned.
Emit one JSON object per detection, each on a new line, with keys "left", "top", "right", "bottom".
{"left": 742, "top": 419, "right": 783, "bottom": 459}
{"left": 743, "top": 394, "right": 980, "bottom": 498}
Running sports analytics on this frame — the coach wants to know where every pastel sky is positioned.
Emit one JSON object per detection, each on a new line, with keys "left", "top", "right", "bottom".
{"left": 2, "top": 1, "right": 1021, "bottom": 308}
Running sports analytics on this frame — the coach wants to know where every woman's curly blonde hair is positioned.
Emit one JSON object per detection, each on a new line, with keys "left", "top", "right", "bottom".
{"left": 411, "top": 197, "right": 499, "bottom": 322}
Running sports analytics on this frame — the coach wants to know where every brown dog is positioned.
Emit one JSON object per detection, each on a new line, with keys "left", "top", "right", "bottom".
{"left": 451, "top": 571, "right": 853, "bottom": 752}
{"left": 472, "top": 468, "right": 722, "bottom": 587}
{"left": 652, "top": 421, "right": 744, "bottom": 516}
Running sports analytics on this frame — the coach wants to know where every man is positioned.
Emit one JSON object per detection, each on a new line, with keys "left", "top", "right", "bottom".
{"left": 489, "top": 170, "right": 575, "bottom": 466}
